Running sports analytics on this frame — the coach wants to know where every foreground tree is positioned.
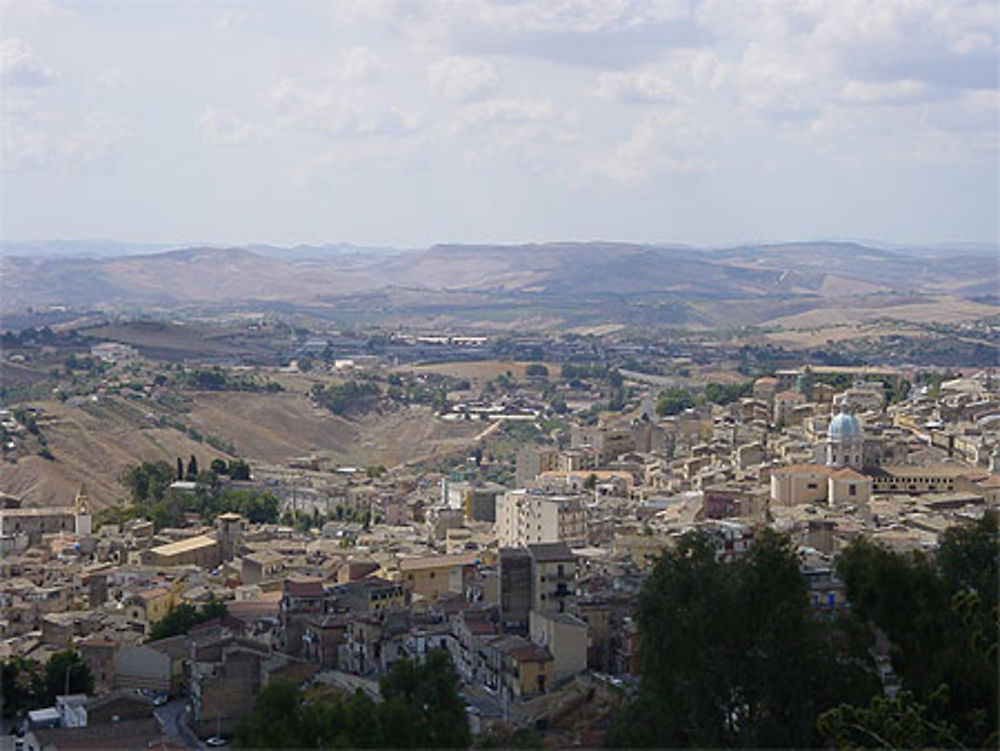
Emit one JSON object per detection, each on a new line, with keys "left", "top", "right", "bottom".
{"left": 236, "top": 650, "right": 469, "bottom": 749}
{"left": 43, "top": 651, "right": 94, "bottom": 704}
{"left": 835, "top": 512, "right": 998, "bottom": 748}
{"left": 608, "top": 529, "right": 878, "bottom": 748}
{"left": 1, "top": 657, "right": 44, "bottom": 718}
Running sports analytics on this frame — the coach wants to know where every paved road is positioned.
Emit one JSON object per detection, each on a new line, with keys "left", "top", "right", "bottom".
{"left": 155, "top": 699, "right": 203, "bottom": 750}
{"left": 311, "top": 670, "right": 381, "bottom": 699}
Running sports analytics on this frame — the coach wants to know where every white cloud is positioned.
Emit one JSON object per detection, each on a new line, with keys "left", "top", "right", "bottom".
{"left": 0, "top": 38, "right": 57, "bottom": 87}
{"left": 450, "top": 97, "right": 579, "bottom": 173}
{"left": 198, "top": 108, "right": 269, "bottom": 145}
{"left": 268, "top": 75, "right": 421, "bottom": 137}
{"left": 585, "top": 109, "right": 716, "bottom": 182}
{"left": 94, "top": 68, "right": 129, "bottom": 92}
{"left": 1, "top": 94, "right": 51, "bottom": 170}
{"left": 456, "top": 97, "right": 557, "bottom": 128}
{"left": 2, "top": 102, "right": 133, "bottom": 171}
{"left": 840, "top": 79, "right": 930, "bottom": 105}
{"left": 595, "top": 69, "right": 676, "bottom": 104}
{"left": 428, "top": 56, "right": 501, "bottom": 101}
{"left": 460, "top": 0, "right": 693, "bottom": 34}
{"left": 341, "top": 45, "right": 385, "bottom": 82}
{"left": 60, "top": 111, "right": 134, "bottom": 164}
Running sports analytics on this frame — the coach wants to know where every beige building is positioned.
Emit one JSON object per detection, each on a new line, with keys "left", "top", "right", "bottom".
{"left": 496, "top": 491, "right": 587, "bottom": 547}
{"left": 529, "top": 542, "right": 577, "bottom": 615}
{"left": 869, "top": 465, "right": 988, "bottom": 495}
{"left": 0, "top": 507, "right": 76, "bottom": 546}
{"left": 770, "top": 464, "right": 872, "bottom": 506}
{"left": 528, "top": 610, "right": 587, "bottom": 684}
{"left": 144, "top": 534, "right": 221, "bottom": 569}
{"left": 399, "top": 553, "right": 478, "bottom": 602}
{"left": 114, "top": 644, "right": 173, "bottom": 693}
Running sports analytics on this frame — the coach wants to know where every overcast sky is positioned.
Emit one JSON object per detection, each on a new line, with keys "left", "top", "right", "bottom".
{"left": 1, "top": 0, "right": 997, "bottom": 249}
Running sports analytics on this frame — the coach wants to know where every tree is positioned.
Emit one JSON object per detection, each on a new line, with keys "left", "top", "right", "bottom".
{"left": 704, "top": 381, "right": 754, "bottom": 406}
{"left": 44, "top": 651, "right": 93, "bottom": 703}
{"left": 210, "top": 458, "right": 229, "bottom": 475}
{"left": 236, "top": 651, "right": 469, "bottom": 749}
{"left": 176, "top": 457, "right": 184, "bottom": 481}
{"left": 608, "top": 387, "right": 625, "bottom": 411}
{"left": 835, "top": 513, "right": 998, "bottom": 748}
{"left": 608, "top": 530, "right": 878, "bottom": 748}
{"left": 185, "top": 454, "right": 199, "bottom": 481}
{"left": 1, "top": 657, "right": 44, "bottom": 719}
{"left": 655, "top": 387, "right": 695, "bottom": 416}
{"left": 148, "top": 601, "right": 228, "bottom": 642}
{"left": 121, "top": 461, "right": 174, "bottom": 504}
{"left": 817, "top": 690, "right": 965, "bottom": 750}
{"left": 229, "top": 459, "right": 251, "bottom": 480}
{"left": 526, "top": 363, "right": 549, "bottom": 378}
{"left": 378, "top": 650, "right": 470, "bottom": 749}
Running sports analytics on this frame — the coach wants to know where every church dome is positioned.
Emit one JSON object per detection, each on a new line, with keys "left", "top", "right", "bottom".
{"left": 828, "top": 411, "right": 863, "bottom": 441}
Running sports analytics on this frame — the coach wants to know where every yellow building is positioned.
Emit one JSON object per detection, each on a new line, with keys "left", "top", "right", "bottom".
{"left": 399, "top": 553, "right": 478, "bottom": 601}
{"left": 125, "top": 586, "right": 175, "bottom": 634}
{"left": 503, "top": 642, "right": 554, "bottom": 698}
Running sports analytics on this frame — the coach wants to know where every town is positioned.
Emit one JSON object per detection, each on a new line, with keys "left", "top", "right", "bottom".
{"left": 1, "top": 319, "right": 997, "bottom": 749}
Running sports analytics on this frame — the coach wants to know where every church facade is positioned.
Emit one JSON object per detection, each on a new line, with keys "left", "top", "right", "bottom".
{"left": 770, "top": 404, "right": 873, "bottom": 506}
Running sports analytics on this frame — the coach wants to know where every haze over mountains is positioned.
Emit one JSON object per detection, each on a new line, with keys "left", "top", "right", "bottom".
{"left": 3, "top": 240, "right": 997, "bottom": 315}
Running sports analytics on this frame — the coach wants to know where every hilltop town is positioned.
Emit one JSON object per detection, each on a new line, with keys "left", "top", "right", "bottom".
{"left": 1, "top": 317, "right": 997, "bottom": 748}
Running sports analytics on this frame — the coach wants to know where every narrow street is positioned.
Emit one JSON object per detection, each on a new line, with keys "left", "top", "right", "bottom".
{"left": 155, "top": 698, "right": 203, "bottom": 750}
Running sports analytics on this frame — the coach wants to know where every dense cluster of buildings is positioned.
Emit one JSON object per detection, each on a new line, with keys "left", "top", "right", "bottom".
{"left": 1, "top": 365, "right": 997, "bottom": 748}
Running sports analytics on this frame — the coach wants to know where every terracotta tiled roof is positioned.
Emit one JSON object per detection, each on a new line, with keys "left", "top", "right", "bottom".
{"left": 507, "top": 643, "right": 552, "bottom": 662}
{"left": 770, "top": 464, "right": 835, "bottom": 477}
{"left": 285, "top": 580, "right": 323, "bottom": 597}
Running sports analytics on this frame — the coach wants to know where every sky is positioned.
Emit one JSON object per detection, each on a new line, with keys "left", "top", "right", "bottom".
{"left": 1, "top": 0, "right": 997, "bottom": 249}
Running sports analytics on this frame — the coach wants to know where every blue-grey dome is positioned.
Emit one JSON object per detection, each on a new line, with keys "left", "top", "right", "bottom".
{"left": 828, "top": 411, "right": 863, "bottom": 441}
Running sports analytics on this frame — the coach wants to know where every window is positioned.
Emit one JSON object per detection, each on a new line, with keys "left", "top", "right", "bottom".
{"left": 806, "top": 483, "right": 818, "bottom": 490}
{"left": 848, "top": 484, "right": 857, "bottom": 496}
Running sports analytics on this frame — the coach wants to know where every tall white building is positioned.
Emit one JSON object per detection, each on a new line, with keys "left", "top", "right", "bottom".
{"left": 496, "top": 490, "right": 586, "bottom": 548}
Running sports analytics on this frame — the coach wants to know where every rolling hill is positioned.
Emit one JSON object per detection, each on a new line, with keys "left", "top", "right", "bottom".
{"left": 2, "top": 240, "right": 996, "bottom": 323}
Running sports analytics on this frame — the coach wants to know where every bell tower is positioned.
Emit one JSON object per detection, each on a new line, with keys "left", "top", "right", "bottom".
{"left": 74, "top": 484, "right": 93, "bottom": 536}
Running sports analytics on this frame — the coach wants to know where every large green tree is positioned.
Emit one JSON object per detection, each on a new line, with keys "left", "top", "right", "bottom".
{"left": 43, "top": 651, "right": 94, "bottom": 703}
{"left": 1, "top": 657, "right": 44, "bottom": 719}
{"left": 608, "top": 529, "right": 879, "bottom": 748}
{"left": 655, "top": 387, "right": 695, "bottom": 416}
{"left": 835, "top": 512, "right": 998, "bottom": 748}
{"left": 148, "top": 601, "right": 228, "bottom": 642}
{"left": 236, "top": 650, "right": 469, "bottom": 749}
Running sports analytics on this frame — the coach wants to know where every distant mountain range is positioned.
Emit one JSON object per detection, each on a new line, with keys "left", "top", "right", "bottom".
{"left": 1, "top": 240, "right": 997, "bottom": 314}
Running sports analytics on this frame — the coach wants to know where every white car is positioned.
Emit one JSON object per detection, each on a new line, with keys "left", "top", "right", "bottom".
{"left": 205, "top": 737, "right": 228, "bottom": 747}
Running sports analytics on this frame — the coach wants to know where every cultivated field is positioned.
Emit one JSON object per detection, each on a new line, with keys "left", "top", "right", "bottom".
{"left": 394, "top": 360, "right": 538, "bottom": 388}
